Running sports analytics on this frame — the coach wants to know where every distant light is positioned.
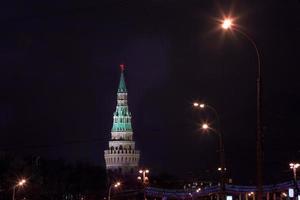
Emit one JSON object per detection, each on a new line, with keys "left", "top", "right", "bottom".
{"left": 193, "top": 102, "right": 199, "bottom": 107}
{"left": 289, "top": 188, "right": 294, "bottom": 198}
{"left": 139, "top": 170, "right": 143, "bottom": 174}
{"left": 199, "top": 104, "right": 205, "bottom": 108}
{"left": 145, "top": 169, "right": 149, "bottom": 173}
{"left": 226, "top": 195, "right": 233, "bottom": 200}
{"left": 137, "top": 176, "right": 142, "bottom": 180}
{"left": 218, "top": 167, "right": 222, "bottom": 171}
{"left": 282, "top": 192, "right": 287, "bottom": 197}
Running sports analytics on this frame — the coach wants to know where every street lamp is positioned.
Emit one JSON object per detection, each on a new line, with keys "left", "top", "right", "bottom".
{"left": 138, "top": 169, "right": 150, "bottom": 185}
{"left": 194, "top": 102, "right": 226, "bottom": 197}
{"left": 290, "top": 163, "right": 300, "bottom": 198}
{"left": 200, "top": 122, "right": 226, "bottom": 197}
{"left": 108, "top": 181, "right": 121, "bottom": 200}
{"left": 220, "top": 17, "right": 263, "bottom": 200}
{"left": 12, "top": 179, "right": 27, "bottom": 200}
{"left": 193, "top": 102, "right": 219, "bottom": 121}
{"left": 290, "top": 163, "right": 300, "bottom": 180}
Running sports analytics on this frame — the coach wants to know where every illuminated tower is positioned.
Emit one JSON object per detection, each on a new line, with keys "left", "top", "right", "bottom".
{"left": 104, "top": 64, "right": 140, "bottom": 175}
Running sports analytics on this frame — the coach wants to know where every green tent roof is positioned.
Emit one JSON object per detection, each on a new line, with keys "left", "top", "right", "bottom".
{"left": 118, "top": 72, "right": 127, "bottom": 93}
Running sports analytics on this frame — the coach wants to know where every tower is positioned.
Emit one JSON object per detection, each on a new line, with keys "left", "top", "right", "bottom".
{"left": 104, "top": 64, "right": 140, "bottom": 176}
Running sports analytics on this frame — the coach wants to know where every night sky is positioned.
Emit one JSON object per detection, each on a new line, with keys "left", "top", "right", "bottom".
{"left": 1, "top": 0, "right": 300, "bottom": 184}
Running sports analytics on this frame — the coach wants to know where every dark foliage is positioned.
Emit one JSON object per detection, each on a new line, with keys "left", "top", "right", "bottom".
{"left": 0, "top": 153, "right": 107, "bottom": 200}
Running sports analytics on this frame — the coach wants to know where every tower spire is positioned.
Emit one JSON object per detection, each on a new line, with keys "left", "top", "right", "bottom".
{"left": 120, "top": 63, "right": 125, "bottom": 72}
{"left": 118, "top": 64, "right": 127, "bottom": 93}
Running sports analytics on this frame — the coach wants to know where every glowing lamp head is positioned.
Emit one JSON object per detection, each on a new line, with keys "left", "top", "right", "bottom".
{"left": 202, "top": 123, "right": 209, "bottom": 130}
{"left": 139, "top": 170, "right": 143, "bottom": 174}
{"left": 17, "top": 179, "right": 26, "bottom": 186}
{"left": 290, "top": 163, "right": 300, "bottom": 169}
{"left": 248, "top": 192, "right": 254, "bottom": 196}
{"left": 193, "top": 102, "right": 199, "bottom": 107}
{"left": 193, "top": 102, "right": 206, "bottom": 109}
{"left": 114, "top": 182, "right": 121, "bottom": 188}
{"left": 145, "top": 169, "right": 149, "bottom": 173}
{"left": 222, "top": 19, "right": 232, "bottom": 30}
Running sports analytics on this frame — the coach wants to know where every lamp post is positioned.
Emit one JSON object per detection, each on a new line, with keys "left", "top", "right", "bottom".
{"left": 108, "top": 181, "right": 121, "bottom": 200}
{"left": 220, "top": 18, "right": 263, "bottom": 200}
{"left": 138, "top": 169, "right": 150, "bottom": 200}
{"left": 201, "top": 122, "right": 226, "bottom": 198}
{"left": 194, "top": 102, "right": 226, "bottom": 198}
{"left": 290, "top": 163, "right": 300, "bottom": 199}
{"left": 12, "top": 179, "right": 26, "bottom": 200}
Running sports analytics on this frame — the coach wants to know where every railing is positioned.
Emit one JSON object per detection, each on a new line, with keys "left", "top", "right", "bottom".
{"left": 145, "top": 181, "right": 300, "bottom": 198}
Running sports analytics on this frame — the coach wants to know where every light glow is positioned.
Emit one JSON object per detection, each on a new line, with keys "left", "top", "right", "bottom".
{"left": 290, "top": 163, "right": 300, "bottom": 169}
{"left": 282, "top": 192, "right": 287, "bottom": 197}
{"left": 114, "top": 182, "right": 121, "bottom": 188}
{"left": 288, "top": 188, "right": 294, "bottom": 198}
{"left": 222, "top": 19, "right": 232, "bottom": 29}
{"left": 17, "top": 179, "right": 26, "bottom": 186}
{"left": 226, "top": 195, "right": 233, "bottom": 200}
{"left": 202, "top": 123, "right": 209, "bottom": 130}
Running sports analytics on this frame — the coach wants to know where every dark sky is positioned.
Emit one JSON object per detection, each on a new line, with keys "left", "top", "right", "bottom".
{"left": 1, "top": 0, "right": 300, "bottom": 184}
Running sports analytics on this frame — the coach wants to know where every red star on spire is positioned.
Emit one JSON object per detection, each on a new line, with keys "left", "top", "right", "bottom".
{"left": 120, "top": 64, "right": 125, "bottom": 72}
